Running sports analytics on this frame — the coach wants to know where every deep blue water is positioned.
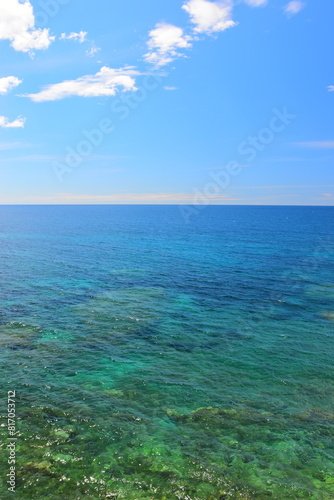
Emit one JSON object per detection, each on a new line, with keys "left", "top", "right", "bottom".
{"left": 0, "top": 205, "right": 333, "bottom": 499}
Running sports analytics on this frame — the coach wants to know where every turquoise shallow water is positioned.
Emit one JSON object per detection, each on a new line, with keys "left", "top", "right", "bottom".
{"left": 0, "top": 205, "right": 333, "bottom": 499}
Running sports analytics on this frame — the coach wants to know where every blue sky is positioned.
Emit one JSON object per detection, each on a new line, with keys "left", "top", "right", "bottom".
{"left": 0, "top": 0, "right": 333, "bottom": 205}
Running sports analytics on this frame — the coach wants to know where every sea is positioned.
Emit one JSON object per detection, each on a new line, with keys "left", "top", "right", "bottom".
{"left": 0, "top": 205, "right": 333, "bottom": 499}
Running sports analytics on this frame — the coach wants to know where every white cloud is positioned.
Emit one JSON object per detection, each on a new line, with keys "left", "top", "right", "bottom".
{"left": 164, "top": 86, "right": 178, "bottom": 91}
{"left": 328, "top": 86, "right": 334, "bottom": 92}
{"left": 144, "top": 23, "right": 192, "bottom": 67}
{"left": 182, "top": 0, "right": 236, "bottom": 34}
{"left": 243, "top": 0, "right": 267, "bottom": 6}
{"left": 0, "top": 76, "right": 22, "bottom": 94}
{"left": 0, "top": 0, "right": 54, "bottom": 53}
{"left": 25, "top": 66, "right": 138, "bottom": 102}
{"left": 144, "top": 0, "right": 266, "bottom": 67}
{"left": 284, "top": 1, "right": 305, "bottom": 17}
{"left": 0, "top": 116, "right": 26, "bottom": 128}
{"left": 60, "top": 31, "right": 88, "bottom": 43}
{"left": 86, "top": 43, "right": 101, "bottom": 57}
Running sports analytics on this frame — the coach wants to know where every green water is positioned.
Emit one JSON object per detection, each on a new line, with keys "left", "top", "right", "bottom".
{"left": 0, "top": 206, "right": 333, "bottom": 499}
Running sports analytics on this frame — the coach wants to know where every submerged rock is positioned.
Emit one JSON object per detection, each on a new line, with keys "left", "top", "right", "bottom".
{"left": 168, "top": 342, "right": 195, "bottom": 352}
{"left": 0, "top": 322, "right": 41, "bottom": 350}
{"left": 321, "top": 311, "right": 334, "bottom": 322}
{"left": 165, "top": 406, "right": 274, "bottom": 425}
{"left": 297, "top": 408, "right": 334, "bottom": 422}
{"left": 53, "top": 429, "right": 71, "bottom": 440}
{"left": 24, "top": 461, "right": 54, "bottom": 475}
{"left": 104, "top": 389, "right": 125, "bottom": 397}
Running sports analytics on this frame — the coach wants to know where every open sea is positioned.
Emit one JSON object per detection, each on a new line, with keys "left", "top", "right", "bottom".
{"left": 0, "top": 205, "right": 333, "bottom": 499}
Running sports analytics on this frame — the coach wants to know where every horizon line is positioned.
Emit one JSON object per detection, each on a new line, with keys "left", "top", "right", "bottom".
{"left": 0, "top": 204, "right": 333, "bottom": 207}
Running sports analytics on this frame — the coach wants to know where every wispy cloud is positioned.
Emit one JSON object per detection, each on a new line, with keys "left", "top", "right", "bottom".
{"left": 328, "top": 86, "right": 334, "bottom": 92}
{"left": 193, "top": 163, "right": 249, "bottom": 171}
{"left": 0, "top": 76, "right": 22, "bottom": 95}
{"left": 0, "top": 154, "right": 57, "bottom": 163}
{"left": 243, "top": 0, "right": 267, "bottom": 6}
{"left": 0, "top": 142, "right": 33, "bottom": 151}
{"left": 144, "top": 23, "right": 192, "bottom": 67}
{"left": 0, "top": 0, "right": 54, "bottom": 53}
{"left": 182, "top": 0, "right": 236, "bottom": 34}
{"left": 5, "top": 192, "right": 329, "bottom": 206}
{"left": 164, "top": 86, "right": 178, "bottom": 91}
{"left": 0, "top": 116, "right": 25, "bottom": 128}
{"left": 236, "top": 184, "right": 334, "bottom": 189}
{"left": 293, "top": 141, "right": 334, "bottom": 149}
{"left": 0, "top": 153, "right": 125, "bottom": 164}
{"left": 60, "top": 31, "right": 101, "bottom": 57}
{"left": 0, "top": 192, "right": 236, "bottom": 205}
{"left": 284, "top": 1, "right": 305, "bottom": 17}
{"left": 86, "top": 43, "right": 101, "bottom": 57}
{"left": 25, "top": 66, "right": 138, "bottom": 102}
{"left": 60, "top": 31, "right": 88, "bottom": 43}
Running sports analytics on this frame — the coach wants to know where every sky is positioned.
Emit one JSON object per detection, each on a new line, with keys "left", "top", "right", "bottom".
{"left": 0, "top": 0, "right": 333, "bottom": 205}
